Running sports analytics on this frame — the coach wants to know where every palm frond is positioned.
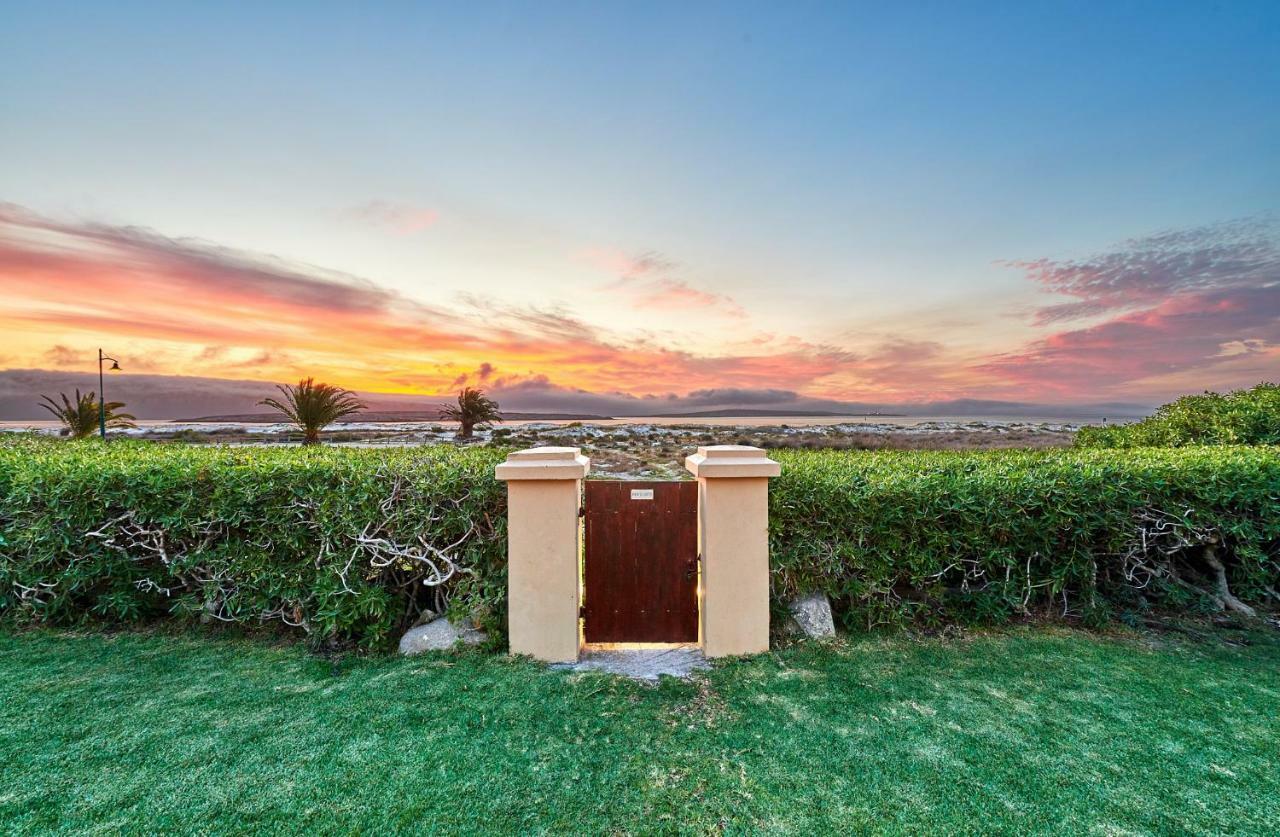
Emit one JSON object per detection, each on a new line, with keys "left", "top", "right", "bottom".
{"left": 36, "top": 389, "right": 135, "bottom": 438}
{"left": 439, "top": 387, "right": 502, "bottom": 438}
{"left": 258, "top": 377, "right": 365, "bottom": 444}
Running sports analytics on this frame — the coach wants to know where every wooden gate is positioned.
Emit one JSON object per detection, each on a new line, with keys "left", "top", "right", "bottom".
{"left": 582, "top": 480, "right": 698, "bottom": 643}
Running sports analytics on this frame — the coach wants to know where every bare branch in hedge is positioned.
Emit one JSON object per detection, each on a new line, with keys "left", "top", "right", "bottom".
{"left": 1120, "top": 507, "right": 1258, "bottom": 616}
{"left": 1203, "top": 543, "right": 1257, "bottom": 618}
{"left": 86, "top": 511, "right": 173, "bottom": 565}
{"left": 13, "top": 580, "right": 57, "bottom": 605}
{"left": 353, "top": 522, "right": 475, "bottom": 587}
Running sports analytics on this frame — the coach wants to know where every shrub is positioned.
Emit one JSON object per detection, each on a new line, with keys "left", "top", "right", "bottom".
{"left": 1076, "top": 383, "right": 1280, "bottom": 448}
{"left": 0, "top": 438, "right": 506, "bottom": 649}
{"left": 769, "top": 447, "right": 1280, "bottom": 630}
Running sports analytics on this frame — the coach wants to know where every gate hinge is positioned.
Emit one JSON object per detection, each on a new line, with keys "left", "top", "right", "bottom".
{"left": 578, "top": 603, "right": 587, "bottom": 619}
{"left": 578, "top": 505, "right": 586, "bottom": 518}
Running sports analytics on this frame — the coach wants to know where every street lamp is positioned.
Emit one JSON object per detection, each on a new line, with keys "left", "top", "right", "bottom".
{"left": 98, "top": 349, "right": 121, "bottom": 441}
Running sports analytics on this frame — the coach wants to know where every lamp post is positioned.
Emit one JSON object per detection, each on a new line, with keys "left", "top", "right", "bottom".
{"left": 98, "top": 349, "right": 121, "bottom": 441}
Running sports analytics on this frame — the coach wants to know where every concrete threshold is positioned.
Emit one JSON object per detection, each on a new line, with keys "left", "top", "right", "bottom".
{"left": 552, "top": 643, "right": 710, "bottom": 681}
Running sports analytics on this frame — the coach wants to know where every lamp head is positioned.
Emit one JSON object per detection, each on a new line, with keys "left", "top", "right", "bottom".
{"left": 109, "top": 361, "right": 121, "bottom": 371}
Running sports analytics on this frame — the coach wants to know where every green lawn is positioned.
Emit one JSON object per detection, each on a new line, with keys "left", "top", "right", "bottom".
{"left": 2, "top": 627, "right": 1278, "bottom": 834}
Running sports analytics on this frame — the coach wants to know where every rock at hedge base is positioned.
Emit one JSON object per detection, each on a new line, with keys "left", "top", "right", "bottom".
{"left": 398, "top": 617, "right": 487, "bottom": 655}
{"left": 788, "top": 592, "right": 836, "bottom": 638}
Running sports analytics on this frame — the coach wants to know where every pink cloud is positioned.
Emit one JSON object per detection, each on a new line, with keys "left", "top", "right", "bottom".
{"left": 620, "top": 276, "right": 747, "bottom": 316}
{"left": 345, "top": 200, "right": 440, "bottom": 235}
{"left": 42, "top": 345, "right": 90, "bottom": 368}
{"left": 979, "top": 286, "right": 1280, "bottom": 397}
{"left": 579, "top": 247, "right": 746, "bottom": 317}
{"left": 447, "top": 361, "right": 497, "bottom": 390}
{"left": 578, "top": 248, "right": 676, "bottom": 278}
{"left": 980, "top": 218, "right": 1280, "bottom": 399}
{"left": 1001, "top": 218, "right": 1279, "bottom": 326}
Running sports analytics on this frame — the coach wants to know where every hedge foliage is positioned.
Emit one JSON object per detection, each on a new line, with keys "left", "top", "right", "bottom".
{"left": 0, "top": 438, "right": 507, "bottom": 648}
{"left": 770, "top": 446, "right": 1280, "bottom": 629}
{"left": 3, "top": 438, "right": 1278, "bottom": 645}
{"left": 1076, "top": 382, "right": 1280, "bottom": 448}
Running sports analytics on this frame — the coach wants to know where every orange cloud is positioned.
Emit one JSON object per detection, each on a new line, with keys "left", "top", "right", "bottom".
{"left": 0, "top": 204, "right": 842, "bottom": 398}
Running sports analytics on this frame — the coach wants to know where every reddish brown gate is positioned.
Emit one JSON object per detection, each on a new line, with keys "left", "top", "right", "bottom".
{"left": 582, "top": 480, "right": 698, "bottom": 643}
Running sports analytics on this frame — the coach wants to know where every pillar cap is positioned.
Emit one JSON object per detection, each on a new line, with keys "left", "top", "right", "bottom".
{"left": 496, "top": 446, "right": 590, "bottom": 481}
{"left": 685, "top": 445, "right": 780, "bottom": 478}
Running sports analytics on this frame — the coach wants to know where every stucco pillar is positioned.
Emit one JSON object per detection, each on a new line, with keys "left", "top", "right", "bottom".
{"left": 685, "top": 445, "right": 781, "bottom": 658}
{"left": 495, "top": 446, "right": 589, "bottom": 663}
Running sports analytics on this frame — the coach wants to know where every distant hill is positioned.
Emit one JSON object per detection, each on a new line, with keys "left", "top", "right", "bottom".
{"left": 913, "top": 399, "right": 1151, "bottom": 418}
{"left": 641, "top": 409, "right": 906, "bottom": 419}
{"left": 0, "top": 369, "right": 1155, "bottom": 422}
{"left": 178, "top": 411, "right": 614, "bottom": 423}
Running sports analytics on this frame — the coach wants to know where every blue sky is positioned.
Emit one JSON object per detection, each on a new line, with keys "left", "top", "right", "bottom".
{"left": 2, "top": 1, "right": 1277, "bottom": 410}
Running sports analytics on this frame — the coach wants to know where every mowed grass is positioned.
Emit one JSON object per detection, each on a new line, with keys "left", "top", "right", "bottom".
{"left": 2, "top": 628, "right": 1278, "bottom": 834}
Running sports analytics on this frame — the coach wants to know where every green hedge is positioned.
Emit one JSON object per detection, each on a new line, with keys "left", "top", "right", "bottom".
{"left": 3, "top": 438, "right": 1278, "bottom": 646}
{"left": 770, "top": 447, "right": 1280, "bottom": 629}
{"left": 0, "top": 438, "right": 507, "bottom": 649}
{"left": 1076, "top": 383, "right": 1280, "bottom": 448}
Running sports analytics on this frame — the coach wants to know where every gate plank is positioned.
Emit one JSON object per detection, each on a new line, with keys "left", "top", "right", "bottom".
{"left": 583, "top": 480, "right": 698, "bottom": 643}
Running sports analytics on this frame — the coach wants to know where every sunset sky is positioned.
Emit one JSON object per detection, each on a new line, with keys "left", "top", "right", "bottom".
{"left": 2, "top": 3, "right": 1278, "bottom": 417}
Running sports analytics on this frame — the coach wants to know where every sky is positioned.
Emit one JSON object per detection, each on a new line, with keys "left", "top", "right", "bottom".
{"left": 2, "top": 1, "right": 1278, "bottom": 417}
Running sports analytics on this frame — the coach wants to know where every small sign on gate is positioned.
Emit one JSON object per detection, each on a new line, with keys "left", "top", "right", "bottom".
{"left": 629, "top": 488, "right": 654, "bottom": 500}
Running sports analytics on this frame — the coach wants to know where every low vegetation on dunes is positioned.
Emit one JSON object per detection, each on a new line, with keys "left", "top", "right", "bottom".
{"left": 1076, "top": 382, "right": 1280, "bottom": 448}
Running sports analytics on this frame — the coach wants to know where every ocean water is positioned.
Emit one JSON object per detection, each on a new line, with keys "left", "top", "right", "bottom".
{"left": 0, "top": 414, "right": 1104, "bottom": 436}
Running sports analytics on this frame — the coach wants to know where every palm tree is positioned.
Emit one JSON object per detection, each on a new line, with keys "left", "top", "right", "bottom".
{"left": 38, "top": 390, "right": 137, "bottom": 438}
{"left": 440, "top": 387, "right": 501, "bottom": 439}
{"left": 259, "top": 378, "right": 365, "bottom": 445}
